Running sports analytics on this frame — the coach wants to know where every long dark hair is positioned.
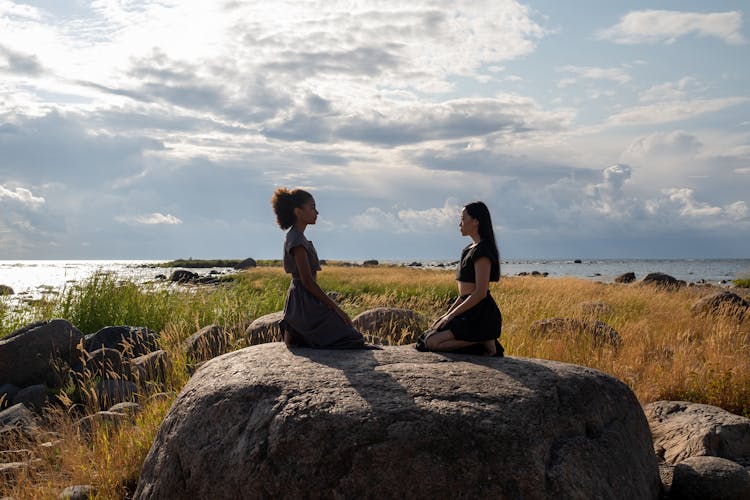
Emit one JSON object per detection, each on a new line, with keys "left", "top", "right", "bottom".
{"left": 465, "top": 201, "right": 500, "bottom": 270}
{"left": 271, "top": 188, "right": 313, "bottom": 229}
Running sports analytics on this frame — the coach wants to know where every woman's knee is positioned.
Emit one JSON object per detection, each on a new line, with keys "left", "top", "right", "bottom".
{"left": 425, "top": 330, "right": 452, "bottom": 349}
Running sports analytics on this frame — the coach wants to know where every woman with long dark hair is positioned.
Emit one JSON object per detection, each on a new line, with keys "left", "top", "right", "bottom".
{"left": 417, "top": 201, "right": 504, "bottom": 356}
{"left": 271, "top": 187, "right": 365, "bottom": 348}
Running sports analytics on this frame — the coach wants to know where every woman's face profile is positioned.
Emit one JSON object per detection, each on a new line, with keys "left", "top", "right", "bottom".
{"left": 296, "top": 198, "right": 319, "bottom": 225}
{"left": 459, "top": 208, "right": 477, "bottom": 236}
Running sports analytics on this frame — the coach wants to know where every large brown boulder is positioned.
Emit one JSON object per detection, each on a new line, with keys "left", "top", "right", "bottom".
{"left": 135, "top": 343, "right": 660, "bottom": 499}
{"left": 644, "top": 401, "right": 750, "bottom": 466}
{"left": 0, "top": 319, "right": 84, "bottom": 387}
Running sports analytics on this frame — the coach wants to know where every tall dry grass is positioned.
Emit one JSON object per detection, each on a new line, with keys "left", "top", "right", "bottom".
{"left": 1, "top": 266, "right": 749, "bottom": 498}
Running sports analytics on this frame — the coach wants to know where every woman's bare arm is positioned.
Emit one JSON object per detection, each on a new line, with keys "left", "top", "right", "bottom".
{"left": 433, "top": 257, "right": 491, "bottom": 330}
{"left": 291, "top": 245, "right": 353, "bottom": 326}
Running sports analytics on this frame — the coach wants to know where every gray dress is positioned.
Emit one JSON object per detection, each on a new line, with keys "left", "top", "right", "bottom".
{"left": 279, "top": 228, "right": 364, "bottom": 348}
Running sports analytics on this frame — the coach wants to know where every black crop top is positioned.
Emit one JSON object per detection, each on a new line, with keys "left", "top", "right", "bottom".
{"left": 455, "top": 240, "right": 500, "bottom": 283}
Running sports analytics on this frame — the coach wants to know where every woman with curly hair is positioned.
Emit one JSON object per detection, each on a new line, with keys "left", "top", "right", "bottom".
{"left": 271, "top": 187, "right": 365, "bottom": 348}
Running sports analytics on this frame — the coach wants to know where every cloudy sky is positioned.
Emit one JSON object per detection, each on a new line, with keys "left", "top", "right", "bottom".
{"left": 1, "top": 0, "right": 749, "bottom": 261}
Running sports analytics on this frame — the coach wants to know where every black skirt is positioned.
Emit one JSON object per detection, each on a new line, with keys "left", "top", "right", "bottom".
{"left": 444, "top": 292, "right": 502, "bottom": 342}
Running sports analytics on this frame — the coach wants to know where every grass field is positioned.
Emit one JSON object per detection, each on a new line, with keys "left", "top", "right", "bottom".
{"left": 1, "top": 265, "right": 749, "bottom": 498}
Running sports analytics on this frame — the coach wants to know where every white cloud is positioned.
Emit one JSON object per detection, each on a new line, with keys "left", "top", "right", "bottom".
{"left": 351, "top": 200, "right": 461, "bottom": 233}
{"left": 0, "top": 184, "right": 45, "bottom": 208}
{"left": 661, "top": 188, "right": 722, "bottom": 217}
{"left": 598, "top": 10, "right": 747, "bottom": 45}
{"left": 558, "top": 65, "right": 631, "bottom": 86}
{"left": 136, "top": 212, "right": 182, "bottom": 225}
{"left": 639, "top": 77, "right": 698, "bottom": 103}
{"left": 117, "top": 212, "right": 182, "bottom": 225}
{"left": 606, "top": 97, "right": 749, "bottom": 126}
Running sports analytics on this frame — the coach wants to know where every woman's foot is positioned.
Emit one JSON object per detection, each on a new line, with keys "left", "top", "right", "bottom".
{"left": 481, "top": 339, "right": 497, "bottom": 355}
{"left": 481, "top": 339, "right": 504, "bottom": 357}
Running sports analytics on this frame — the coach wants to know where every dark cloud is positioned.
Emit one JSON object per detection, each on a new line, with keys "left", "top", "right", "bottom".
{"left": 0, "top": 44, "right": 44, "bottom": 75}
{"left": 333, "top": 99, "right": 549, "bottom": 146}
{"left": 0, "top": 111, "right": 163, "bottom": 186}
{"left": 262, "top": 45, "right": 402, "bottom": 78}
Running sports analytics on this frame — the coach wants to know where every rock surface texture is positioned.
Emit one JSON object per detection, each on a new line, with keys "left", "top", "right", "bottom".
{"left": 135, "top": 343, "right": 660, "bottom": 500}
{"left": 644, "top": 400, "right": 750, "bottom": 466}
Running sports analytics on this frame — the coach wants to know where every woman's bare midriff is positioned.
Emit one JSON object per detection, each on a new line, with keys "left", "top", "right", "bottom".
{"left": 457, "top": 281, "right": 476, "bottom": 297}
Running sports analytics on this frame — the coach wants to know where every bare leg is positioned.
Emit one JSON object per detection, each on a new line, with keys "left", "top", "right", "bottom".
{"left": 425, "top": 330, "right": 478, "bottom": 352}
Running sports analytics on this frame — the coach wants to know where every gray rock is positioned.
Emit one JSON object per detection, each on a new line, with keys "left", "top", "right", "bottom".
{"left": 644, "top": 401, "right": 750, "bottom": 466}
{"left": 0, "top": 384, "right": 19, "bottom": 410}
{"left": 108, "top": 402, "right": 141, "bottom": 415}
{"left": 170, "top": 270, "right": 198, "bottom": 283}
{"left": 691, "top": 291, "right": 749, "bottom": 319}
{"left": 79, "top": 347, "right": 128, "bottom": 380}
{"left": 84, "top": 326, "right": 158, "bottom": 358}
{"left": 234, "top": 258, "right": 257, "bottom": 270}
{"left": 134, "top": 343, "right": 660, "bottom": 500}
{"left": 670, "top": 456, "right": 750, "bottom": 500}
{"left": 131, "top": 350, "right": 169, "bottom": 385}
{"left": 529, "top": 317, "right": 622, "bottom": 347}
{"left": 641, "top": 272, "right": 685, "bottom": 289}
{"left": 243, "top": 311, "right": 283, "bottom": 345}
{"left": 0, "top": 285, "right": 13, "bottom": 296}
{"left": 59, "top": 484, "right": 97, "bottom": 500}
{"left": 0, "top": 403, "right": 38, "bottom": 444}
{"left": 94, "top": 379, "right": 138, "bottom": 410}
{"left": 0, "top": 319, "right": 84, "bottom": 388}
{"left": 615, "top": 272, "right": 636, "bottom": 284}
{"left": 362, "top": 259, "right": 379, "bottom": 266}
{"left": 351, "top": 307, "right": 425, "bottom": 345}
{"left": 182, "top": 325, "right": 232, "bottom": 363}
{"left": 11, "top": 384, "right": 48, "bottom": 414}
{"left": 0, "top": 403, "right": 37, "bottom": 429}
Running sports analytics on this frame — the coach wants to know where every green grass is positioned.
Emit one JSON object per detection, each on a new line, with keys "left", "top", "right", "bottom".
{"left": 733, "top": 278, "right": 750, "bottom": 288}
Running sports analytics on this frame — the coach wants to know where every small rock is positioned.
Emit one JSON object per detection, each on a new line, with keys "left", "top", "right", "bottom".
{"left": 183, "top": 325, "right": 232, "bottom": 364}
{"left": 84, "top": 326, "right": 159, "bottom": 358}
{"left": 691, "top": 291, "right": 748, "bottom": 319}
{"left": 94, "top": 380, "right": 138, "bottom": 410}
{"left": 234, "top": 258, "right": 257, "bottom": 270}
{"left": 11, "top": 385, "right": 48, "bottom": 414}
{"left": 578, "top": 301, "right": 614, "bottom": 318}
{"left": 131, "top": 350, "right": 169, "bottom": 386}
{"left": 170, "top": 270, "right": 198, "bottom": 283}
{"left": 363, "top": 260, "right": 379, "bottom": 266}
{"left": 60, "top": 484, "right": 97, "bottom": 500}
{"left": 614, "top": 272, "right": 636, "bottom": 284}
{"left": 670, "top": 456, "right": 750, "bottom": 500}
{"left": 108, "top": 402, "right": 141, "bottom": 415}
{"left": 640, "top": 272, "right": 685, "bottom": 289}
{"left": 0, "top": 285, "right": 13, "bottom": 296}
{"left": 244, "top": 312, "right": 284, "bottom": 346}
{"left": 0, "top": 384, "right": 20, "bottom": 410}
{"left": 529, "top": 318, "right": 622, "bottom": 347}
